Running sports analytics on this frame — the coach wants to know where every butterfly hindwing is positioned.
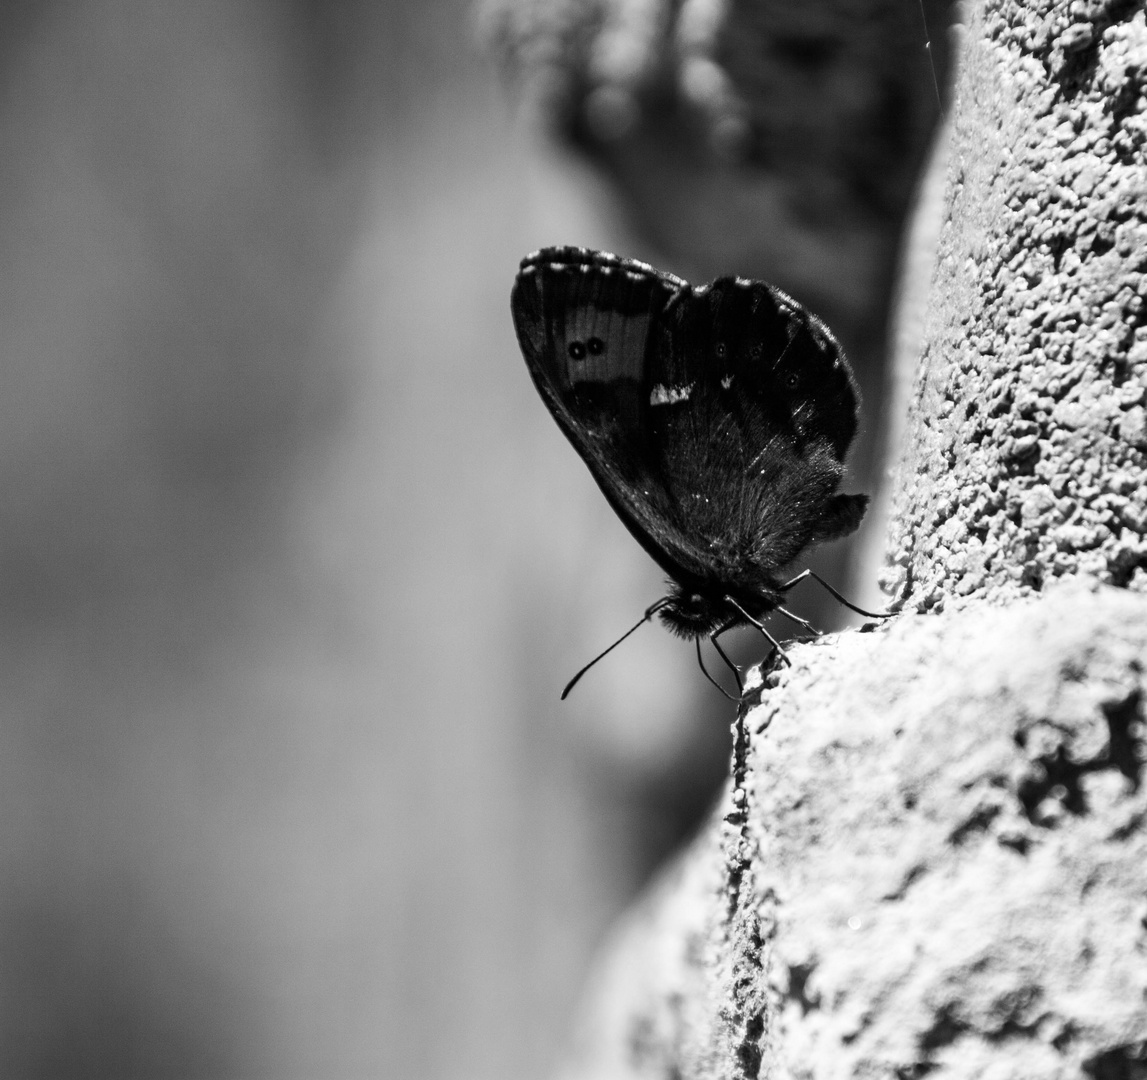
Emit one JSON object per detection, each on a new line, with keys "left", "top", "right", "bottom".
{"left": 646, "top": 275, "right": 865, "bottom": 571}
{"left": 657, "top": 276, "right": 858, "bottom": 456}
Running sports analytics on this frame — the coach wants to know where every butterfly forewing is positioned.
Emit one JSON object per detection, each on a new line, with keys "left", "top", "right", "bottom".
{"left": 670, "top": 278, "right": 858, "bottom": 452}
{"left": 515, "top": 249, "right": 677, "bottom": 403}
{"left": 766, "top": 299, "right": 859, "bottom": 457}
{"left": 513, "top": 248, "right": 719, "bottom": 583}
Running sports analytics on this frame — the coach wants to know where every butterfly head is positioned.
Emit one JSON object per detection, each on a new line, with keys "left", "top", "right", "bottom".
{"left": 658, "top": 581, "right": 781, "bottom": 638}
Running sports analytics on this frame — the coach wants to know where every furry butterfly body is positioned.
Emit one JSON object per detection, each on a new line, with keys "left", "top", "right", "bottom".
{"left": 512, "top": 246, "right": 869, "bottom": 673}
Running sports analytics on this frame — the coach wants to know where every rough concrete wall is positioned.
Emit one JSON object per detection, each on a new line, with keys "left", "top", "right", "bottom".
{"left": 884, "top": 0, "right": 1147, "bottom": 607}
{"left": 559, "top": 586, "right": 1147, "bottom": 1079}
{"left": 547, "top": 0, "right": 1147, "bottom": 1077}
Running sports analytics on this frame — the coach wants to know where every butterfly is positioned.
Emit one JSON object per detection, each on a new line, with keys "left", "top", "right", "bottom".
{"left": 511, "top": 246, "right": 880, "bottom": 698}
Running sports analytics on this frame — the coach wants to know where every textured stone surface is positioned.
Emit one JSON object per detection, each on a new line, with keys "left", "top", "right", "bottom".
{"left": 537, "top": 1, "right": 1147, "bottom": 1077}
{"left": 559, "top": 584, "right": 1147, "bottom": 1079}
{"left": 883, "top": 0, "right": 1147, "bottom": 609}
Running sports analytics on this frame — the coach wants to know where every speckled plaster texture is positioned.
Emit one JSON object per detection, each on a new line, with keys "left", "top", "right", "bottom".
{"left": 884, "top": 0, "right": 1147, "bottom": 610}
{"left": 529, "top": 2, "right": 1147, "bottom": 1077}
{"left": 557, "top": 584, "right": 1147, "bottom": 1079}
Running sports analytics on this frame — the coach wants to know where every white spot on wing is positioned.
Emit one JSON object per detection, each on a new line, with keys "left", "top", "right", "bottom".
{"left": 650, "top": 383, "right": 693, "bottom": 406}
{"left": 721, "top": 375, "right": 733, "bottom": 389}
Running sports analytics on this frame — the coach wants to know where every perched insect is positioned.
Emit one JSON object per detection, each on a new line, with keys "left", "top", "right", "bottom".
{"left": 511, "top": 246, "right": 882, "bottom": 698}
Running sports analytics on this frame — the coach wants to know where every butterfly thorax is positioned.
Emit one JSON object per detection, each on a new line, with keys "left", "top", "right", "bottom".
{"left": 658, "top": 577, "right": 783, "bottom": 638}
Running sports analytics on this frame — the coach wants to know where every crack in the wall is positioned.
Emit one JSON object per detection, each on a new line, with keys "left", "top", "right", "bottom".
{"left": 1102, "top": 685, "right": 1144, "bottom": 788}
{"left": 1042, "top": 0, "right": 1147, "bottom": 96}
{"left": 721, "top": 699, "right": 775, "bottom": 1078}
{"left": 1082, "top": 1038, "right": 1147, "bottom": 1079}
{"left": 1013, "top": 685, "right": 1145, "bottom": 824}
{"left": 910, "top": 997, "right": 1092, "bottom": 1072}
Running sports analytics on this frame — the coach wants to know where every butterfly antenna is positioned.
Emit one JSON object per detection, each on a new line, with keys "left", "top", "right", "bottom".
{"left": 695, "top": 637, "right": 739, "bottom": 702}
{"left": 724, "top": 597, "right": 791, "bottom": 667}
{"left": 777, "top": 569, "right": 894, "bottom": 620}
{"left": 561, "top": 597, "right": 671, "bottom": 700}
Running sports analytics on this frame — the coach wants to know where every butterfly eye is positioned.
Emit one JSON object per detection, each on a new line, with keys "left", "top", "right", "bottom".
{"left": 715, "top": 343, "right": 727, "bottom": 360}
{"left": 568, "top": 340, "right": 587, "bottom": 361}
{"left": 749, "top": 344, "right": 763, "bottom": 361}
{"left": 785, "top": 371, "right": 800, "bottom": 390}
{"left": 587, "top": 336, "right": 605, "bottom": 355}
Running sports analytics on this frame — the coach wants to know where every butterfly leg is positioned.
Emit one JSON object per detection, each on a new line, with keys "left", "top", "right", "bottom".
{"left": 777, "top": 569, "right": 893, "bottom": 619}
{"left": 709, "top": 619, "right": 742, "bottom": 683}
{"left": 724, "top": 597, "right": 791, "bottom": 667}
{"left": 775, "top": 606, "right": 820, "bottom": 636}
{"left": 695, "top": 637, "right": 739, "bottom": 702}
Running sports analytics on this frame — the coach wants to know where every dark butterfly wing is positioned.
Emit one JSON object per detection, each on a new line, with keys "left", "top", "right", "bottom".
{"left": 511, "top": 247, "right": 865, "bottom": 598}
{"left": 512, "top": 247, "right": 717, "bottom": 584}
{"left": 648, "top": 276, "right": 866, "bottom": 578}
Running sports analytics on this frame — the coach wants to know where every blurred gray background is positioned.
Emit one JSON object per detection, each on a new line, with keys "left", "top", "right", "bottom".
{"left": 0, "top": 1, "right": 948, "bottom": 1077}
